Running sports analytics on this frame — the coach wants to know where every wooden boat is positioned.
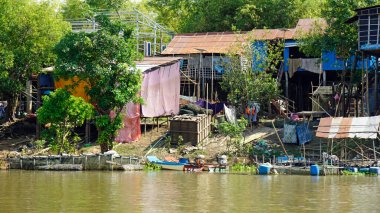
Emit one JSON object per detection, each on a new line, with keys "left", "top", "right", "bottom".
{"left": 146, "top": 156, "right": 187, "bottom": 171}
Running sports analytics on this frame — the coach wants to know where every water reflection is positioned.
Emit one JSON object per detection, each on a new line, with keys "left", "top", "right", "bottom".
{"left": 0, "top": 171, "right": 379, "bottom": 212}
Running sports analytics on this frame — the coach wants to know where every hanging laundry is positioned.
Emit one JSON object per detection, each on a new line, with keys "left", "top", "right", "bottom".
{"left": 288, "top": 58, "right": 302, "bottom": 78}
{"left": 296, "top": 123, "right": 313, "bottom": 144}
{"left": 283, "top": 123, "right": 298, "bottom": 144}
{"left": 224, "top": 104, "right": 237, "bottom": 124}
{"left": 301, "top": 58, "right": 321, "bottom": 74}
{"left": 244, "top": 102, "right": 260, "bottom": 123}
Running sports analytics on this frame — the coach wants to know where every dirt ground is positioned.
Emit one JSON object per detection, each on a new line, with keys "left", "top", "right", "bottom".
{"left": 0, "top": 116, "right": 325, "bottom": 165}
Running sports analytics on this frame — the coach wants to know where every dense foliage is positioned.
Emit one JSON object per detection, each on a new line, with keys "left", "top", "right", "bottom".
{"left": 0, "top": 0, "right": 70, "bottom": 121}
{"left": 218, "top": 118, "right": 248, "bottom": 156}
{"left": 54, "top": 16, "right": 142, "bottom": 152}
{"left": 148, "top": 0, "right": 326, "bottom": 32}
{"left": 37, "top": 89, "right": 94, "bottom": 154}
{"left": 221, "top": 34, "right": 282, "bottom": 110}
{"left": 300, "top": 0, "right": 379, "bottom": 60}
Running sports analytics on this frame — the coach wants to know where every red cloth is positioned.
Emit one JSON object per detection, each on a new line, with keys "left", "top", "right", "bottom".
{"left": 141, "top": 62, "right": 180, "bottom": 117}
{"left": 115, "top": 103, "right": 141, "bottom": 143}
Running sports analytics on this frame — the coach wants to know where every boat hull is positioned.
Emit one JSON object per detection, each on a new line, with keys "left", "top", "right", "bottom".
{"left": 159, "top": 164, "right": 185, "bottom": 171}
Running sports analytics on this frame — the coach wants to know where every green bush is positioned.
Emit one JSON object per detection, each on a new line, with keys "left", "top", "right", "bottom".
{"left": 37, "top": 89, "right": 94, "bottom": 154}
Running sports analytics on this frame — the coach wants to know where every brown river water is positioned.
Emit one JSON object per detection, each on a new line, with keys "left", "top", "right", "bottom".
{"left": 0, "top": 170, "right": 379, "bottom": 213}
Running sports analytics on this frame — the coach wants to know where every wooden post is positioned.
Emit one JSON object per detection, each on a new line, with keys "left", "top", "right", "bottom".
{"left": 303, "top": 143, "right": 306, "bottom": 167}
{"left": 25, "top": 80, "right": 32, "bottom": 114}
{"left": 36, "top": 76, "right": 41, "bottom": 139}
{"left": 157, "top": 117, "right": 159, "bottom": 132}
{"left": 373, "top": 140, "right": 377, "bottom": 165}
{"left": 319, "top": 140, "right": 322, "bottom": 162}
{"left": 285, "top": 72, "right": 289, "bottom": 99}
{"left": 366, "top": 56, "right": 370, "bottom": 115}
{"left": 361, "top": 52, "right": 365, "bottom": 116}
{"left": 144, "top": 118, "right": 147, "bottom": 135}
{"left": 375, "top": 57, "right": 378, "bottom": 112}
{"left": 211, "top": 53, "right": 214, "bottom": 102}
{"left": 323, "top": 71, "right": 326, "bottom": 86}
{"left": 85, "top": 120, "right": 90, "bottom": 144}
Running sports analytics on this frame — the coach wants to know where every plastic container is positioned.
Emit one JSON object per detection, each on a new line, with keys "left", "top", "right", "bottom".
{"left": 369, "top": 167, "right": 380, "bottom": 175}
{"left": 347, "top": 167, "right": 358, "bottom": 173}
{"left": 310, "top": 165, "right": 319, "bottom": 176}
{"left": 179, "top": 158, "right": 189, "bottom": 164}
{"left": 359, "top": 168, "right": 370, "bottom": 173}
{"left": 259, "top": 164, "right": 271, "bottom": 175}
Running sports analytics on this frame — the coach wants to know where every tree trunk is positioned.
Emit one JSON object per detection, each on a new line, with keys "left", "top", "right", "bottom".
{"left": 5, "top": 95, "right": 18, "bottom": 122}
{"left": 100, "top": 142, "right": 110, "bottom": 153}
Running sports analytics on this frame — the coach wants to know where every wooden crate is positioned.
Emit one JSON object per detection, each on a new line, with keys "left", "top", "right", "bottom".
{"left": 170, "top": 114, "right": 211, "bottom": 146}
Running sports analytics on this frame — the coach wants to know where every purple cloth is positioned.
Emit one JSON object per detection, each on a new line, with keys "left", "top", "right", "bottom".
{"left": 141, "top": 62, "right": 180, "bottom": 117}
{"left": 195, "top": 99, "right": 224, "bottom": 115}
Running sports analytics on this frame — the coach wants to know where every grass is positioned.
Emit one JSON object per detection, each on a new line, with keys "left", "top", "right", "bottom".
{"left": 231, "top": 163, "right": 257, "bottom": 174}
{"left": 144, "top": 162, "right": 161, "bottom": 171}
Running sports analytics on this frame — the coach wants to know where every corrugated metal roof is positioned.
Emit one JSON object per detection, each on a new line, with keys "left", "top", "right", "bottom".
{"left": 316, "top": 116, "right": 380, "bottom": 139}
{"left": 162, "top": 18, "right": 327, "bottom": 55}
{"left": 135, "top": 57, "right": 182, "bottom": 72}
{"left": 161, "top": 32, "right": 248, "bottom": 55}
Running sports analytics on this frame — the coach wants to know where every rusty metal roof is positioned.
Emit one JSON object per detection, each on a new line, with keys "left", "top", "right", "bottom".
{"left": 161, "top": 18, "right": 327, "bottom": 55}
{"left": 316, "top": 116, "right": 380, "bottom": 139}
{"left": 161, "top": 32, "right": 248, "bottom": 55}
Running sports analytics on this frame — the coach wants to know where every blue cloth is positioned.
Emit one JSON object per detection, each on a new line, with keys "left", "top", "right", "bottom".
{"left": 195, "top": 99, "right": 224, "bottom": 115}
{"left": 296, "top": 123, "right": 312, "bottom": 145}
{"left": 38, "top": 74, "right": 54, "bottom": 88}
{"left": 212, "top": 57, "right": 230, "bottom": 74}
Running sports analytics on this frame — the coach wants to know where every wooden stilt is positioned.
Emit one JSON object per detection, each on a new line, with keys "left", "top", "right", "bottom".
{"left": 366, "top": 56, "right": 370, "bottom": 115}
{"left": 373, "top": 140, "right": 377, "bottom": 165}
{"left": 285, "top": 72, "right": 289, "bottom": 99}
{"left": 319, "top": 140, "right": 322, "bottom": 162}
{"left": 144, "top": 118, "right": 147, "bottom": 135}
{"left": 361, "top": 52, "right": 365, "bottom": 116}
{"left": 85, "top": 120, "right": 90, "bottom": 144}
{"left": 211, "top": 53, "right": 214, "bottom": 102}
{"left": 157, "top": 117, "right": 159, "bottom": 132}
{"left": 375, "top": 57, "right": 378, "bottom": 113}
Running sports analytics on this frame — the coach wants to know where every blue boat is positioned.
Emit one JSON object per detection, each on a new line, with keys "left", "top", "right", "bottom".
{"left": 146, "top": 156, "right": 189, "bottom": 171}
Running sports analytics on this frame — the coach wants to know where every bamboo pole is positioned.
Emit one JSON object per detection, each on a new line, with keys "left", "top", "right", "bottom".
{"left": 272, "top": 120, "right": 288, "bottom": 156}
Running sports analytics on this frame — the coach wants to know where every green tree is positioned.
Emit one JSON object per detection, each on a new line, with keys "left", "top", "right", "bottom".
{"left": 0, "top": 0, "right": 70, "bottom": 122}
{"left": 218, "top": 118, "right": 247, "bottom": 156}
{"left": 54, "top": 16, "right": 142, "bottom": 152}
{"left": 37, "top": 89, "right": 94, "bottom": 154}
{"left": 148, "top": 0, "right": 325, "bottom": 33}
{"left": 299, "top": 0, "right": 378, "bottom": 116}
{"left": 62, "top": 0, "right": 93, "bottom": 19}
{"left": 221, "top": 33, "right": 283, "bottom": 112}
{"left": 300, "top": 0, "right": 378, "bottom": 60}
